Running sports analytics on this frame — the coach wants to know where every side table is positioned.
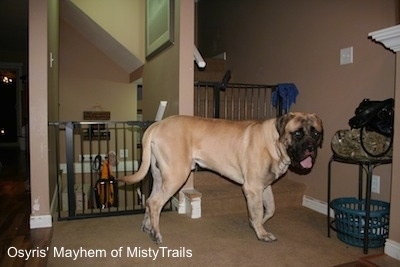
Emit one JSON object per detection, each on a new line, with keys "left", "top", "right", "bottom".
{"left": 327, "top": 154, "right": 392, "bottom": 254}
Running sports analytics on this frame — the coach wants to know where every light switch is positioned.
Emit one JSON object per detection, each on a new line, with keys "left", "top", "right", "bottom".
{"left": 340, "top": 47, "right": 353, "bottom": 65}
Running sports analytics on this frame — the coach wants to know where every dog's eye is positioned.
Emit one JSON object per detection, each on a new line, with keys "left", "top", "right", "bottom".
{"left": 293, "top": 130, "right": 304, "bottom": 139}
{"left": 312, "top": 130, "right": 321, "bottom": 140}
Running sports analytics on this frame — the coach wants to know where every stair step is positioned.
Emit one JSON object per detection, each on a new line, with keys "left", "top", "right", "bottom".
{"left": 196, "top": 58, "right": 226, "bottom": 72}
{"left": 194, "top": 58, "right": 226, "bottom": 82}
{"left": 194, "top": 171, "right": 306, "bottom": 217}
{"left": 194, "top": 70, "right": 227, "bottom": 83}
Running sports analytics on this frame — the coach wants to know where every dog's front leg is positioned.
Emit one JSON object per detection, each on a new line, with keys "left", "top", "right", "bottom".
{"left": 243, "top": 184, "right": 277, "bottom": 242}
{"left": 262, "top": 185, "right": 275, "bottom": 224}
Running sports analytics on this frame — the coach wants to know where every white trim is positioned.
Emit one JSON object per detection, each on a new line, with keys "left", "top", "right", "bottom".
{"left": 194, "top": 45, "right": 206, "bottom": 68}
{"left": 155, "top": 101, "right": 168, "bottom": 121}
{"left": 369, "top": 24, "right": 400, "bottom": 53}
{"left": 30, "top": 215, "right": 52, "bottom": 229}
{"left": 385, "top": 239, "right": 400, "bottom": 260}
{"left": 302, "top": 195, "right": 334, "bottom": 217}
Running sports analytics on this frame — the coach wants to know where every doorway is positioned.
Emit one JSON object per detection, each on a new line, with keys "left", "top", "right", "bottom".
{"left": 0, "top": 70, "right": 17, "bottom": 144}
{"left": 0, "top": 64, "right": 26, "bottom": 149}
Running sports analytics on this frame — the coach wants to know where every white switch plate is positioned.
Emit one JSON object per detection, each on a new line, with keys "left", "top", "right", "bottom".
{"left": 119, "top": 149, "right": 128, "bottom": 158}
{"left": 340, "top": 47, "right": 353, "bottom": 65}
{"left": 372, "top": 175, "right": 380, "bottom": 194}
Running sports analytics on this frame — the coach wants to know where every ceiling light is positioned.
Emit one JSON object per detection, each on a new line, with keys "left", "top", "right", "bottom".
{"left": 2, "top": 76, "right": 13, "bottom": 84}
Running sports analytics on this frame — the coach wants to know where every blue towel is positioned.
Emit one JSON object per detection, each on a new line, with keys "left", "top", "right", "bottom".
{"left": 272, "top": 83, "right": 299, "bottom": 112}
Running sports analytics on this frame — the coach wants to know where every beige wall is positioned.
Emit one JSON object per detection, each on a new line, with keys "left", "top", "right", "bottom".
{"left": 178, "top": 0, "right": 195, "bottom": 116}
{"left": 142, "top": 0, "right": 194, "bottom": 120}
{"left": 142, "top": 44, "right": 179, "bottom": 119}
{"left": 71, "top": 0, "right": 145, "bottom": 63}
{"left": 198, "top": 0, "right": 399, "bottom": 247}
{"left": 59, "top": 21, "right": 137, "bottom": 121}
{"left": 29, "top": 0, "right": 51, "bottom": 226}
{"left": 29, "top": 0, "right": 61, "bottom": 226}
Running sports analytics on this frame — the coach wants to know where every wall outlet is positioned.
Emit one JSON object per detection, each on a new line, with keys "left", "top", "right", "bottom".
{"left": 371, "top": 175, "right": 380, "bottom": 194}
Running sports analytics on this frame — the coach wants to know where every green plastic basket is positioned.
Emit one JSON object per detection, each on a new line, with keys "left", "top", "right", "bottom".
{"left": 330, "top": 197, "right": 390, "bottom": 248}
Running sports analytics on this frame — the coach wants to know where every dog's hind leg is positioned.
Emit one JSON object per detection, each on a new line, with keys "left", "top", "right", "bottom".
{"left": 262, "top": 185, "right": 275, "bottom": 224}
{"left": 146, "top": 163, "right": 192, "bottom": 244}
{"left": 141, "top": 206, "right": 150, "bottom": 232}
{"left": 243, "top": 183, "right": 277, "bottom": 242}
{"left": 140, "top": 154, "right": 159, "bottom": 235}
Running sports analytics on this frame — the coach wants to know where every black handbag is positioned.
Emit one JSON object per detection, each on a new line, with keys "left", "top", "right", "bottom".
{"left": 348, "top": 98, "right": 394, "bottom": 157}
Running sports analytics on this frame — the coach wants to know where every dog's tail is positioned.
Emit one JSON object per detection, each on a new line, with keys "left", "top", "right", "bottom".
{"left": 118, "top": 123, "right": 155, "bottom": 185}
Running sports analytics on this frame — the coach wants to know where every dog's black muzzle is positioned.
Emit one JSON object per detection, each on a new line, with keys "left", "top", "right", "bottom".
{"left": 288, "top": 139, "right": 318, "bottom": 171}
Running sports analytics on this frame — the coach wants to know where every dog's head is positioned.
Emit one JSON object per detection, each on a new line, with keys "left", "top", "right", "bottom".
{"left": 276, "top": 112, "right": 323, "bottom": 172}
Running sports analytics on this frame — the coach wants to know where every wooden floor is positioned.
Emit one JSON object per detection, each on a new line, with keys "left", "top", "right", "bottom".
{"left": 0, "top": 146, "right": 52, "bottom": 267}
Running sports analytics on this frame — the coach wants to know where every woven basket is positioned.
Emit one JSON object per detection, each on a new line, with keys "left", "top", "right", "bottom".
{"left": 330, "top": 197, "right": 390, "bottom": 248}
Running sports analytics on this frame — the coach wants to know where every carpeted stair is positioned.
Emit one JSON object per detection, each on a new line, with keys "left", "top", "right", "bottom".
{"left": 194, "top": 57, "right": 227, "bottom": 82}
{"left": 193, "top": 170, "right": 306, "bottom": 217}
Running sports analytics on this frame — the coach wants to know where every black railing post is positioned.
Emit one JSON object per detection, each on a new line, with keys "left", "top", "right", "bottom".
{"left": 66, "top": 122, "right": 76, "bottom": 217}
{"left": 213, "top": 70, "right": 231, "bottom": 118}
{"left": 213, "top": 83, "right": 220, "bottom": 118}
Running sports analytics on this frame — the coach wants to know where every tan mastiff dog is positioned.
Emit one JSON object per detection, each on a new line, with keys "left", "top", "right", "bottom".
{"left": 120, "top": 112, "right": 323, "bottom": 244}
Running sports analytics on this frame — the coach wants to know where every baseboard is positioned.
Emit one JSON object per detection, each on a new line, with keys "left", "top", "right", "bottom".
{"left": 385, "top": 239, "right": 400, "bottom": 260}
{"left": 302, "top": 195, "right": 334, "bottom": 218}
{"left": 30, "top": 215, "right": 52, "bottom": 229}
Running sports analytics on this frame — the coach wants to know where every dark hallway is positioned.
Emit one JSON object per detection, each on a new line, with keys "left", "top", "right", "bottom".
{"left": 0, "top": 71, "right": 18, "bottom": 144}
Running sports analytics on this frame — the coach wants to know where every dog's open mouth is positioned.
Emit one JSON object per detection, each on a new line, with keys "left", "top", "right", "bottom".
{"left": 300, "top": 156, "right": 313, "bottom": 169}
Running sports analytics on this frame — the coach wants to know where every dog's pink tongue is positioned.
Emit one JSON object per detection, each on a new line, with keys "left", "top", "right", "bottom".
{"left": 300, "top": 156, "right": 313, "bottom": 169}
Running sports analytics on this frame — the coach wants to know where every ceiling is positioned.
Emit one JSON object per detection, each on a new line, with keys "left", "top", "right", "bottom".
{"left": 0, "top": 0, "right": 28, "bottom": 52}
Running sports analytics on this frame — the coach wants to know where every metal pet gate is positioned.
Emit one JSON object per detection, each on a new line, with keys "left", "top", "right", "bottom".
{"left": 49, "top": 120, "right": 165, "bottom": 220}
{"left": 194, "top": 71, "right": 283, "bottom": 120}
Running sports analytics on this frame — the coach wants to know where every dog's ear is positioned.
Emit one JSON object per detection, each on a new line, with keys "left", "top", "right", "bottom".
{"left": 275, "top": 113, "right": 296, "bottom": 147}
{"left": 275, "top": 113, "right": 295, "bottom": 137}
{"left": 311, "top": 113, "right": 324, "bottom": 148}
{"left": 317, "top": 127, "right": 324, "bottom": 148}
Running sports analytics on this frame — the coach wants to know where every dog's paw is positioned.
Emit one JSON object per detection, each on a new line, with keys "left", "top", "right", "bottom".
{"left": 141, "top": 224, "right": 152, "bottom": 234}
{"left": 258, "top": 232, "right": 277, "bottom": 242}
{"left": 150, "top": 230, "right": 163, "bottom": 244}
{"left": 249, "top": 219, "right": 277, "bottom": 242}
